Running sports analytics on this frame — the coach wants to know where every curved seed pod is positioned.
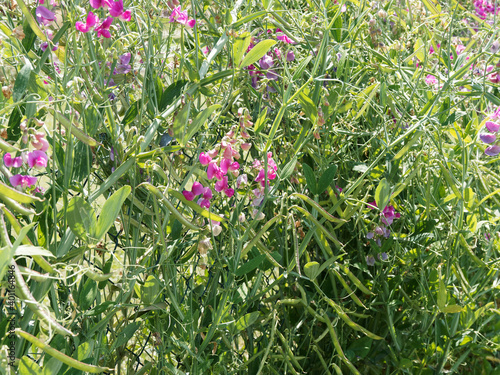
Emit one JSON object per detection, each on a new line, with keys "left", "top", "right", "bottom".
{"left": 12, "top": 261, "right": 75, "bottom": 337}
{"left": 16, "top": 329, "right": 112, "bottom": 373}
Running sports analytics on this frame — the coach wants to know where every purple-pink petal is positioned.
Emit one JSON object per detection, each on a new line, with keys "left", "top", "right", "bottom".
{"left": 485, "top": 145, "right": 500, "bottom": 156}
{"left": 480, "top": 133, "right": 497, "bottom": 144}
{"left": 485, "top": 121, "right": 500, "bottom": 133}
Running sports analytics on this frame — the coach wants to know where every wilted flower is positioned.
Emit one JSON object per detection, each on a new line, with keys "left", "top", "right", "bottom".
{"left": 366, "top": 255, "right": 375, "bottom": 266}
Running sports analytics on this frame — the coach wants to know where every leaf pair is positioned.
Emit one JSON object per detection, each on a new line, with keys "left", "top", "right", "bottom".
{"left": 67, "top": 186, "right": 131, "bottom": 244}
{"left": 303, "top": 164, "right": 337, "bottom": 196}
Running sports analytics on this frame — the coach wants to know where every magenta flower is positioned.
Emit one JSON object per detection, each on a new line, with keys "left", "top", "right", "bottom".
{"left": 10, "top": 175, "right": 37, "bottom": 189}
{"left": 109, "top": 0, "right": 132, "bottom": 21}
{"left": 36, "top": 6, "right": 55, "bottom": 26}
{"left": 277, "top": 34, "right": 293, "bottom": 44}
{"left": 28, "top": 150, "right": 48, "bottom": 169}
{"left": 191, "top": 181, "right": 204, "bottom": 196}
{"left": 182, "top": 190, "right": 195, "bottom": 201}
{"left": 202, "top": 187, "right": 213, "bottom": 200}
{"left": 199, "top": 152, "right": 212, "bottom": 165}
{"left": 4, "top": 153, "right": 23, "bottom": 168}
{"left": 198, "top": 198, "right": 210, "bottom": 208}
{"left": 214, "top": 176, "right": 229, "bottom": 192}
{"left": 90, "top": 0, "right": 112, "bottom": 9}
{"left": 224, "top": 188, "right": 235, "bottom": 198}
{"left": 207, "top": 162, "right": 223, "bottom": 180}
{"left": 76, "top": 12, "right": 99, "bottom": 33}
{"left": 220, "top": 158, "right": 232, "bottom": 174}
{"left": 456, "top": 44, "right": 466, "bottom": 55}
{"left": 95, "top": 17, "right": 113, "bottom": 38}
{"left": 169, "top": 6, "right": 196, "bottom": 28}
{"left": 381, "top": 205, "right": 400, "bottom": 226}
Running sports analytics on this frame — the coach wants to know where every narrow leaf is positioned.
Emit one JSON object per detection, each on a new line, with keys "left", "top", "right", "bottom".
{"left": 233, "top": 32, "right": 252, "bottom": 67}
{"left": 67, "top": 196, "right": 97, "bottom": 242}
{"left": 95, "top": 186, "right": 131, "bottom": 241}
{"left": 240, "top": 39, "right": 277, "bottom": 68}
{"left": 375, "top": 178, "right": 391, "bottom": 210}
{"left": 303, "top": 163, "right": 317, "bottom": 195}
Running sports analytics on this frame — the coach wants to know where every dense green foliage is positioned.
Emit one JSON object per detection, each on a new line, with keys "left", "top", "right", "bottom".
{"left": 0, "top": 0, "right": 499, "bottom": 374}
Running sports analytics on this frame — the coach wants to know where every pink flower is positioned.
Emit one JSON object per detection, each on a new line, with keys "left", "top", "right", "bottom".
{"left": 76, "top": 12, "right": 99, "bottom": 33}
{"left": 425, "top": 74, "right": 438, "bottom": 86}
{"left": 207, "top": 162, "right": 223, "bottom": 180}
{"left": 4, "top": 153, "right": 23, "bottom": 168}
{"left": 199, "top": 152, "right": 212, "bottom": 165}
{"left": 456, "top": 44, "right": 466, "bottom": 54}
{"left": 31, "top": 133, "right": 49, "bottom": 152}
{"left": 277, "top": 34, "right": 293, "bottom": 44}
{"left": 109, "top": 0, "right": 131, "bottom": 21}
{"left": 10, "top": 175, "right": 37, "bottom": 189}
{"left": 202, "top": 46, "right": 210, "bottom": 55}
{"left": 36, "top": 6, "right": 55, "bottom": 26}
{"left": 27, "top": 150, "right": 48, "bottom": 169}
{"left": 224, "top": 188, "right": 235, "bottom": 197}
{"left": 202, "top": 187, "right": 212, "bottom": 200}
{"left": 169, "top": 6, "right": 196, "bottom": 28}
{"left": 380, "top": 205, "right": 400, "bottom": 226}
{"left": 198, "top": 198, "right": 210, "bottom": 208}
{"left": 214, "top": 176, "right": 229, "bottom": 192}
{"left": 95, "top": 17, "right": 113, "bottom": 38}
{"left": 90, "top": 0, "right": 111, "bottom": 9}
{"left": 191, "top": 181, "right": 204, "bottom": 196}
{"left": 182, "top": 190, "right": 195, "bottom": 201}
{"left": 220, "top": 158, "right": 232, "bottom": 174}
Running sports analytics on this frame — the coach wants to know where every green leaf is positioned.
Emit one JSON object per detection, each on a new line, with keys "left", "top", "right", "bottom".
{"left": 141, "top": 275, "right": 160, "bottom": 305}
{"left": 77, "top": 341, "right": 94, "bottom": 361}
{"left": 13, "top": 61, "right": 32, "bottom": 103}
{"left": 304, "top": 261, "right": 321, "bottom": 279}
{"left": 414, "top": 38, "right": 425, "bottom": 62}
{"left": 240, "top": 39, "right": 277, "bottom": 68}
{"left": 235, "top": 254, "right": 266, "bottom": 276}
{"left": 0, "top": 247, "right": 15, "bottom": 287}
{"left": 233, "top": 32, "right": 252, "bottom": 67}
{"left": 79, "top": 278, "right": 98, "bottom": 311}
{"left": 437, "top": 277, "right": 447, "bottom": 310}
{"left": 172, "top": 103, "right": 191, "bottom": 146}
{"left": 234, "top": 312, "right": 260, "bottom": 331}
{"left": 317, "top": 164, "right": 337, "bottom": 194}
{"left": 375, "top": 178, "right": 391, "bottom": 210}
{"left": 303, "top": 163, "right": 317, "bottom": 195}
{"left": 159, "top": 80, "right": 188, "bottom": 112}
{"left": 110, "top": 322, "right": 141, "bottom": 351}
{"left": 42, "top": 357, "right": 64, "bottom": 375}
{"left": 121, "top": 100, "right": 140, "bottom": 126}
{"left": 94, "top": 186, "right": 131, "bottom": 241}
{"left": 14, "top": 245, "right": 55, "bottom": 258}
{"left": 67, "top": 196, "right": 97, "bottom": 242}
{"left": 19, "top": 356, "right": 44, "bottom": 375}
{"left": 298, "top": 91, "right": 318, "bottom": 124}
{"left": 184, "top": 104, "right": 221, "bottom": 144}
{"left": 292, "top": 55, "right": 313, "bottom": 81}
{"left": 279, "top": 156, "right": 297, "bottom": 181}
{"left": 442, "top": 305, "right": 463, "bottom": 313}
{"left": 232, "top": 10, "right": 267, "bottom": 29}
{"left": 254, "top": 107, "right": 268, "bottom": 132}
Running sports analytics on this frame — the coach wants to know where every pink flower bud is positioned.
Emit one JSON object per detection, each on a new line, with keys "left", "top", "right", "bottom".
{"left": 241, "top": 142, "right": 252, "bottom": 151}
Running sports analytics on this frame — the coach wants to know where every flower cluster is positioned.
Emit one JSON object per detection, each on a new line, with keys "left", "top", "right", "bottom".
{"left": 4, "top": 149, "right": 48, "bottom": 189}
{"left": 366, "top": 202, "right": 400, "bottom": 247}
{"left": 182, "top": 181, "right": 213, "bottom": 208}
{"left": 76, "top": 0, "right": 131, "bottom": 38}
{"left": 479, "top": 107, "right": 500, "bottom": 156}
{"left": 474, "top": 0, "right": 499, "bottom": 19}
{"left": 169, "top": 6, "right": 196, "bottom": 28}
{"left": 245, "top": 29, "right": 296, "bottom": 92}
